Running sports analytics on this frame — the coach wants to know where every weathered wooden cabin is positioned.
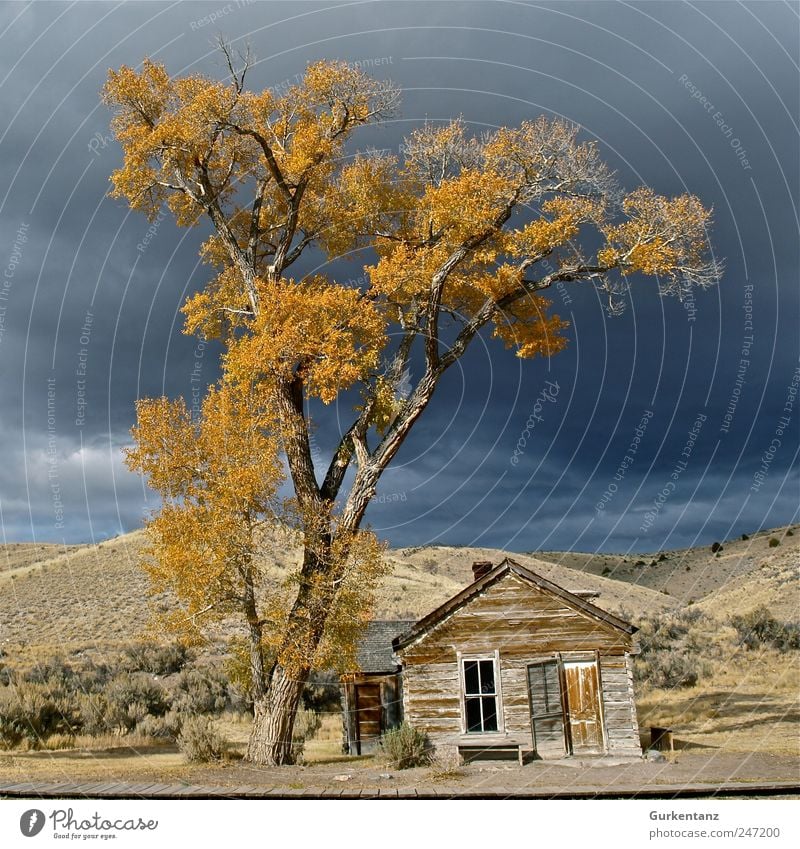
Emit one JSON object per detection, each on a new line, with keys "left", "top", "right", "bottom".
{"left": 392, "top": 558, "right": 642, "bottom": 762}
{"left": 341, "top": 619, "right": 413, "bottom": 755}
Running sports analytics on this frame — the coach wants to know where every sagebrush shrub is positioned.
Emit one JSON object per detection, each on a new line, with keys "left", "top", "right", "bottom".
{"left": 177, "top": 715, "right": 225, "bottom": 762}
{"left": 639, "top": 651, "right": 703, "bottom": 688}
{"left": 380, "top": 722, "right": 429, "bottom": 769}
{"left": 105, "top": 673, "right": 171, "bottom": 732}
{"left": 633, "top": 609, "right": 711, "bottom": 688}
{"left": 121, "top": 641, "right": 192, "bottom": 675}
{"left": 0, "top": 681, "right": 82, "bottom": 748}
{"left": 171, "top": 667, "right": 229, "bottom": 715}
{"left": 136, "top": 709, "right": 183, "bottom": 741}
{"left": 730, "top": 607, "right": 800, "bottom": 652}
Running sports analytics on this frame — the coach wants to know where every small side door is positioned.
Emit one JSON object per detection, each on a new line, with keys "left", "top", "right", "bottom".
{"left": 354, "top": 682, "right": 383, "bottom": 754}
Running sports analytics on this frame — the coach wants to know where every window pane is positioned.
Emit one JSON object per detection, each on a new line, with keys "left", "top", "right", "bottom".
{"left": 482, "top": 696, "right": 498, "bottom": 731}
{"left": 465, "top": 697, "right": 483, "bottom": 732}
{"left": 543, "top": 661, "right": 560, "bottom": 713}
{"left": 479, "top": 660, "right": 495, "bottom": 694}
{"left": 529, "top": 661, "right": 561, "bottom": 717}
{"left": 464, "top": 660, "right": 479, "bottom": 694}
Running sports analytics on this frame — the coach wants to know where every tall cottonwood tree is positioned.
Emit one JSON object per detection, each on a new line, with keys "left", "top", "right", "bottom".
{"left": 107, "top": 48, "right": 720, "bottom": 765}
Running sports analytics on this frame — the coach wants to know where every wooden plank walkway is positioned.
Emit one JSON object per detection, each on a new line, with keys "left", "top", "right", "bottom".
{"left": 0, "top": 780, "right": 797, "bottom": 799}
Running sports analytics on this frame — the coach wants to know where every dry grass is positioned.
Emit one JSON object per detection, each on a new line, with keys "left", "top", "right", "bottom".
{"left": 636, "top": 646, "right": 800, "bottom": 755}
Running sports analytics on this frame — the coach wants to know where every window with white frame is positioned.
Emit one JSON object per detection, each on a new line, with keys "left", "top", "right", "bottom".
{"left": 462, "top": 657, "right": 500, "bottom": 733}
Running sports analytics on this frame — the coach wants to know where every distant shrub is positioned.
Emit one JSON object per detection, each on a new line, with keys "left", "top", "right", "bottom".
{"left": 171, "top": 667, "right": 229, "bottom": 716}
{"left": 73, "top": 660, "right": 114, "bottom": 693}
{"left": 380, "top": 722, "right": 429, "bottom": 769}
{"left": 0, "top": 681, "right": 82, "bottom": 748}
{"left": 730, "top": 607, "right": 800, "bottom": 652}
{"left": 741, "top": 533, "right": 749, "bottom": 540}
{"left": 711, "top": 542, "right": 723, "bottom": 553}
{"left": 76, "top": 692, "right": 110, "bottom": 735}
{"left": 636, "top": 650, "right": 702, "bottom": 689}
{"left": 768, "top": 537, "right": 780, "bottom": 548}
{"left": 291, "top": 708, "right": 322, "bottom": 763}
{"left": 679, "top": 606, "right": 705, "bottom": 625}
{"left": 658, "top": 553, "right": 667, "bottom": 562}
{"left": 634, "top": 609, "right": 711, "bottom": 689}
{"left": 121, "top": 641, "right": 192, "bottom": 675}
{"left": 177, "top": 715, "right": 225, "bottom": 762}
{"left": 23, "top": 657, "right": 76, "bottom": 687}
{"left": 137, "top": 709, "right": 183, "bottom": 742}
{"left": 105, "top": 673, "right": 171, "bottom": 733}
{"left": 786, "top": 529, "right": 794, "bottom": 537}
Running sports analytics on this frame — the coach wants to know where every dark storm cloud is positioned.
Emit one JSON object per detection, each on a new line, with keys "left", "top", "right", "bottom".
{"left": 0, "top": 1, "right": 797, "bottom": 550}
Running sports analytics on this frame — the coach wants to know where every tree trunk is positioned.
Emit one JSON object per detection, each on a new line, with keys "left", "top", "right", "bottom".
{"left": 246, "top": 665, "right": 307, "bottom": 765}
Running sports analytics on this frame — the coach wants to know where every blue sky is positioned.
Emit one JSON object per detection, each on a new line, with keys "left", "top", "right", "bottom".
{"left": 0, "top": 1, "right": 797, "bottom": 553}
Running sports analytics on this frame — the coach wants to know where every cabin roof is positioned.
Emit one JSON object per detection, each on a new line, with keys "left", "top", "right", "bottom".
{"left": 392, "top": 557, "right": 637, "bottom": 652}
{"left": 356, "top": 619, "right": 416, "bottom": 673}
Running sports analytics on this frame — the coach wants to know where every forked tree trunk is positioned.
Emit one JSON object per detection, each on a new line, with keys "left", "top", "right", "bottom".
{"left": 246, "top": 665, "right": 307, "bottom": 765}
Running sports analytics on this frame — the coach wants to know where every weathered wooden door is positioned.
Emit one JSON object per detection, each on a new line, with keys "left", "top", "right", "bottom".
{"left": 354, "top": 683, "right": 382, "bottom": 754}
{"left": 527, "top": 660, "right": 567, "bottom": 758}
{"left": 563, "top": 660, "right": 604, "bottom": 753}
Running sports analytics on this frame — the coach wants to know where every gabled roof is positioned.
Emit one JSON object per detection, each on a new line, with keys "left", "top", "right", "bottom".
{"left": 355, "top": 619, "right": 416, "bottom": 673}
{"left": 392, "top": 557, "right": 637, "bottom": 652}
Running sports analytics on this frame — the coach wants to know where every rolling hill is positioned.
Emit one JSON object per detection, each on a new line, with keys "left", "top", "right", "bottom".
{"left": 1, "top": 523, "right": 796, "bottom": 658}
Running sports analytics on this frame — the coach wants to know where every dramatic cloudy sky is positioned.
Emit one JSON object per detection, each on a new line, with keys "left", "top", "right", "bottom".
{"left": 0, "top": 1, "right": 797, "bottom": 554}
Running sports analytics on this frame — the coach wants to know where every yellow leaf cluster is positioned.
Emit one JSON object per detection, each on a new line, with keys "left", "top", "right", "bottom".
{"left": 491, "top": 294, "right": 570, "bottom": 359}
{"left": 124, "top": 382, "right": 286, "bottom": 635}
{"left": 225, "top": 277, "right": 386, "bottom": 403}
{"left": 601, "top": 187, "right": 713, "bottom": 277}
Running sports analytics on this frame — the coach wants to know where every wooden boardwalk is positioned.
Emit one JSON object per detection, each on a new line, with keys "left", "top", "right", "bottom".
{"left": 1, "top": 780, "right": 798, "bottom": 799}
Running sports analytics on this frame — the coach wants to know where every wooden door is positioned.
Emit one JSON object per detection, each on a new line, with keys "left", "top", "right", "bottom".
{"left": 563, "top": 660, "right": 604, "bottom": 753}
{"left": 354, "top": 683, "right": 382, "bottom": 754}
{"left": 527, "top": 661, "right": 567, "bottom": 758}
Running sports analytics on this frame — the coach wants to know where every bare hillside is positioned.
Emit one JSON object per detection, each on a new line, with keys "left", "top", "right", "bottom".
{"left": 533, "top": 524, "right": 800, "bottom": 605}
{"left": 0, "top": 525, "right": 795, "bottom": 658}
